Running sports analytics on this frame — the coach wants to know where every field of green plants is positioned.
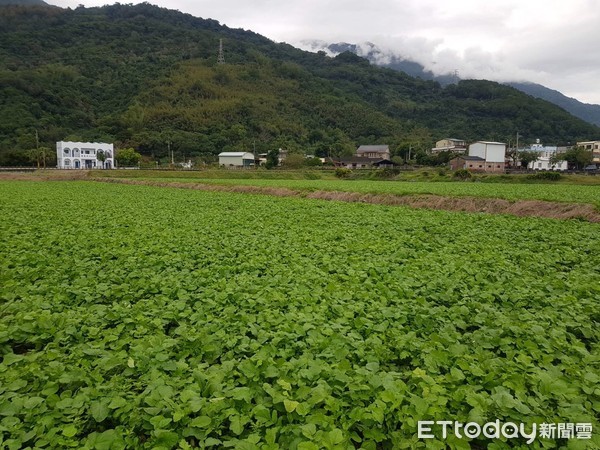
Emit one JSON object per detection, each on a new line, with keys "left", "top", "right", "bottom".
{"left": 0, "top": 181, "right": 599, "bottom": 449}
{"left": 108, "top": 177, "right": 600, "bottom": 207}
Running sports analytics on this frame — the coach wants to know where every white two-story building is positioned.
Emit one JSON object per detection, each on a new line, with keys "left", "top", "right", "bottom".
{"left": 526, "top": 140, "right": 567, "bottom": 171}
{"left": 56, "top": 141, "right": 114, "bottom": 169}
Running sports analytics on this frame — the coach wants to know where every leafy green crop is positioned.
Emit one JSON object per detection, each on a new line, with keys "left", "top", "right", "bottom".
{"left": 0, "top": 181, "right": 598, "bottom": 449}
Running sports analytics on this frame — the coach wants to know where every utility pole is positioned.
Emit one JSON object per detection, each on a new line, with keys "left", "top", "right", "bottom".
{"left": 516, "top": 132, "right": 520, "bottom": 168}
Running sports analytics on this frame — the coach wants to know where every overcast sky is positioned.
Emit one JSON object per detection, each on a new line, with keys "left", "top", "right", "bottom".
{"left": 49, "top": 0, "right": 600, "bottom": 104}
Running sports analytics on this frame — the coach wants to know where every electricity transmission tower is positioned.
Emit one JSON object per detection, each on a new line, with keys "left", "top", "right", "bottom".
{"left": 217, "top": 39, "right": 225, "bottom": 65}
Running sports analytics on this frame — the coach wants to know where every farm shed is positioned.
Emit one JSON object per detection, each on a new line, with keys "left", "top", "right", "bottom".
{"left": 450, "top": 155, "right": 504, "bottom": 173}
{"left": 468, "top": 141, "right": 506, "bottom": 163}
{"left": 218, "top": 152, "right": 256, "bottom": 167}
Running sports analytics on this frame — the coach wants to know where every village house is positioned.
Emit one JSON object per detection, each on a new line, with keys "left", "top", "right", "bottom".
{"left": 356, "top": 145, "right": 390, "bottom": 160}
{"left": 56, "top": 141, "right": 114, "bottom": 169}
{"left": 526, "top": 140, "right": 568, "bottom": 171}
{"left": 328, "top": 156, "right": 396, "bottom": 169}
{"left": 469, "top": 141, "right": 506, "bottom": 172}
{"left": 431, "top": 138, "right": 467, "bottom": 154}
{"left": 449, "top": 155, "right": 487, "bottom": 171}
{"left": 449, "top": 141, "right": 506, "bottom": 172}
{"left": 577, "top": 140, "right": 600, "bottom": 164}
{"left": 218, "top": 152, "right": 256, "bottom": 167}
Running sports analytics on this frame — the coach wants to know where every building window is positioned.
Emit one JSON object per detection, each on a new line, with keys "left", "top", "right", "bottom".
{"left": 64, "top": 159, "right": 71, "bottom": 166}
{"left": 64, "top": 148, "right": 70, "bottom": 155}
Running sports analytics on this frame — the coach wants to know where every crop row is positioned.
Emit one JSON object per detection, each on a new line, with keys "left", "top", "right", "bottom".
{"left": 131, "top": 178, "right": 600, "bottom": 207}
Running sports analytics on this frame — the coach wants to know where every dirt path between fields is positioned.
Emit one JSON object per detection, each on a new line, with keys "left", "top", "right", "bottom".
{"left": 3, "top": 172, "right": 598, "bottom": 222}
{"left": 84, "top": 177, "right": 600, "bottom": 223}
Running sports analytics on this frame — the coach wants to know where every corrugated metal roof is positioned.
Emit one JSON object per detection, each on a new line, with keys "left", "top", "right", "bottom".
{"left": 218, "top": 152, "right": 254, "bottom": 157}
{"left": 357, "top": 145, "right": 390, "bottom": 152}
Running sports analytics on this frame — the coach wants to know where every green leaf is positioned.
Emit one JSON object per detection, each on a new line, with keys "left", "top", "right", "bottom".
{"left": 90, "top": 402, "right": 110, "bottom": 422}
{"left": 189, "top": 416, "right": 212, "bottom": 428}
{"left": 277, "top": 379, "right": 292, "bottom": 391}
{"left": 230, "top": 416, "right": 244, "bottom": 435}
{"left": 108, "top": 397, "right": 128, "bottom": 409}
{"left": 297, "top": 443, "right": 320, "bottom": 450}
{"left": 284, "top": 399, "right": 299, "bottom": 413}
{"left": 301, "top": 423, "right": 316, "bottom": 438}
{"left": 62, "top": 424, "right": 78, "bottom": 437}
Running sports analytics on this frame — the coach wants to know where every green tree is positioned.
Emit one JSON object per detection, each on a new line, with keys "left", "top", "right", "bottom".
{"left": 549, "top": 152, "right": 564, "bottom": 167}
{"left": 304, "top": 156, "right": 322, "bottom": 167}
{"left": 97, "top": 149, "right": 107, "bottom": 168}
{"left": 265, "top": 148, "right": 279, "bottom": 169}
{"left": 27, "top": 146, "right": 51, "bottom": 169}
{"left": 561, "top": 146, "right": 593, "bottom": 170}
{"left": 282, "top": 153, "right": 305, "bottom": 169}
{"left": 518, "top": 151, "right": 540, "bottom": 169}
{"left": 116, "top": 147, "right": 142, "bottom": 166}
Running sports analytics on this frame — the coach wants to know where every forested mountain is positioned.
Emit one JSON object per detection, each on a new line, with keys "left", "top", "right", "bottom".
{"left": 0, "top": 3, "right": 598, "bottom": 165}
{"left": 308, "top": 40, "right": 600, "bottom": 128}
{"left": 506, "top": 82, "right": 600, "bottom": 127}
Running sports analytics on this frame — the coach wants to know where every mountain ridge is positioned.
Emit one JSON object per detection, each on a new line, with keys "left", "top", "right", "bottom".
{"left": 303, "top": 40, "right": 600, "bottom": 127}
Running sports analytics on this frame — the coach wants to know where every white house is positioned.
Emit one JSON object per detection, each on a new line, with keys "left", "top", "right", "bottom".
{"left": 57, "top": 141, "right": 114, "bottom": 169}
{"left": 218, "top": 152, "right": 255, "bottom": 167}
{"left": 468, "top": 141, "right": 506, "bottom": 163}
{"left": 577, "top": 140, "right": 600, "bottom": 163}
{"left": 526, "top": 140, "right": 567, "bottom": 171}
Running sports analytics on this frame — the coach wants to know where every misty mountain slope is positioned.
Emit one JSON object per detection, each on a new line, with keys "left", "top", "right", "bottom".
{"left": 309, "top": 40, "right": 600, "bottom": 127}
{"left": 506, "top": 82, "right": 600, "bottom": 126}
{"left": 0, "top": 3, "right": 598, "bottom": 164}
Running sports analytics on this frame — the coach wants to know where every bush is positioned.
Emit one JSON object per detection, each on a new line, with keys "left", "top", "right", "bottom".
{"left": 116, "top": 148, "right": 142, "bottom": 166}
{"left": 375, "top": 167, "right": 401, "bottom": 178}
{"left": 334, "top": 167, "right": 352, "bottom": 178}
{"left": 528, "top": 171, "right": 562, "bottom": 181}
{"left": 303, "top": 171, "right": 321, "bottom": 180}
{"left": 453, "top": 168, "right": 472, "bottom": 180}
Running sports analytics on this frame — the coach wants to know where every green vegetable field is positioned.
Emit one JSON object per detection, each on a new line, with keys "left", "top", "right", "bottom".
{"left": 0, "top": 181, "right": 598, "bottom": 449}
